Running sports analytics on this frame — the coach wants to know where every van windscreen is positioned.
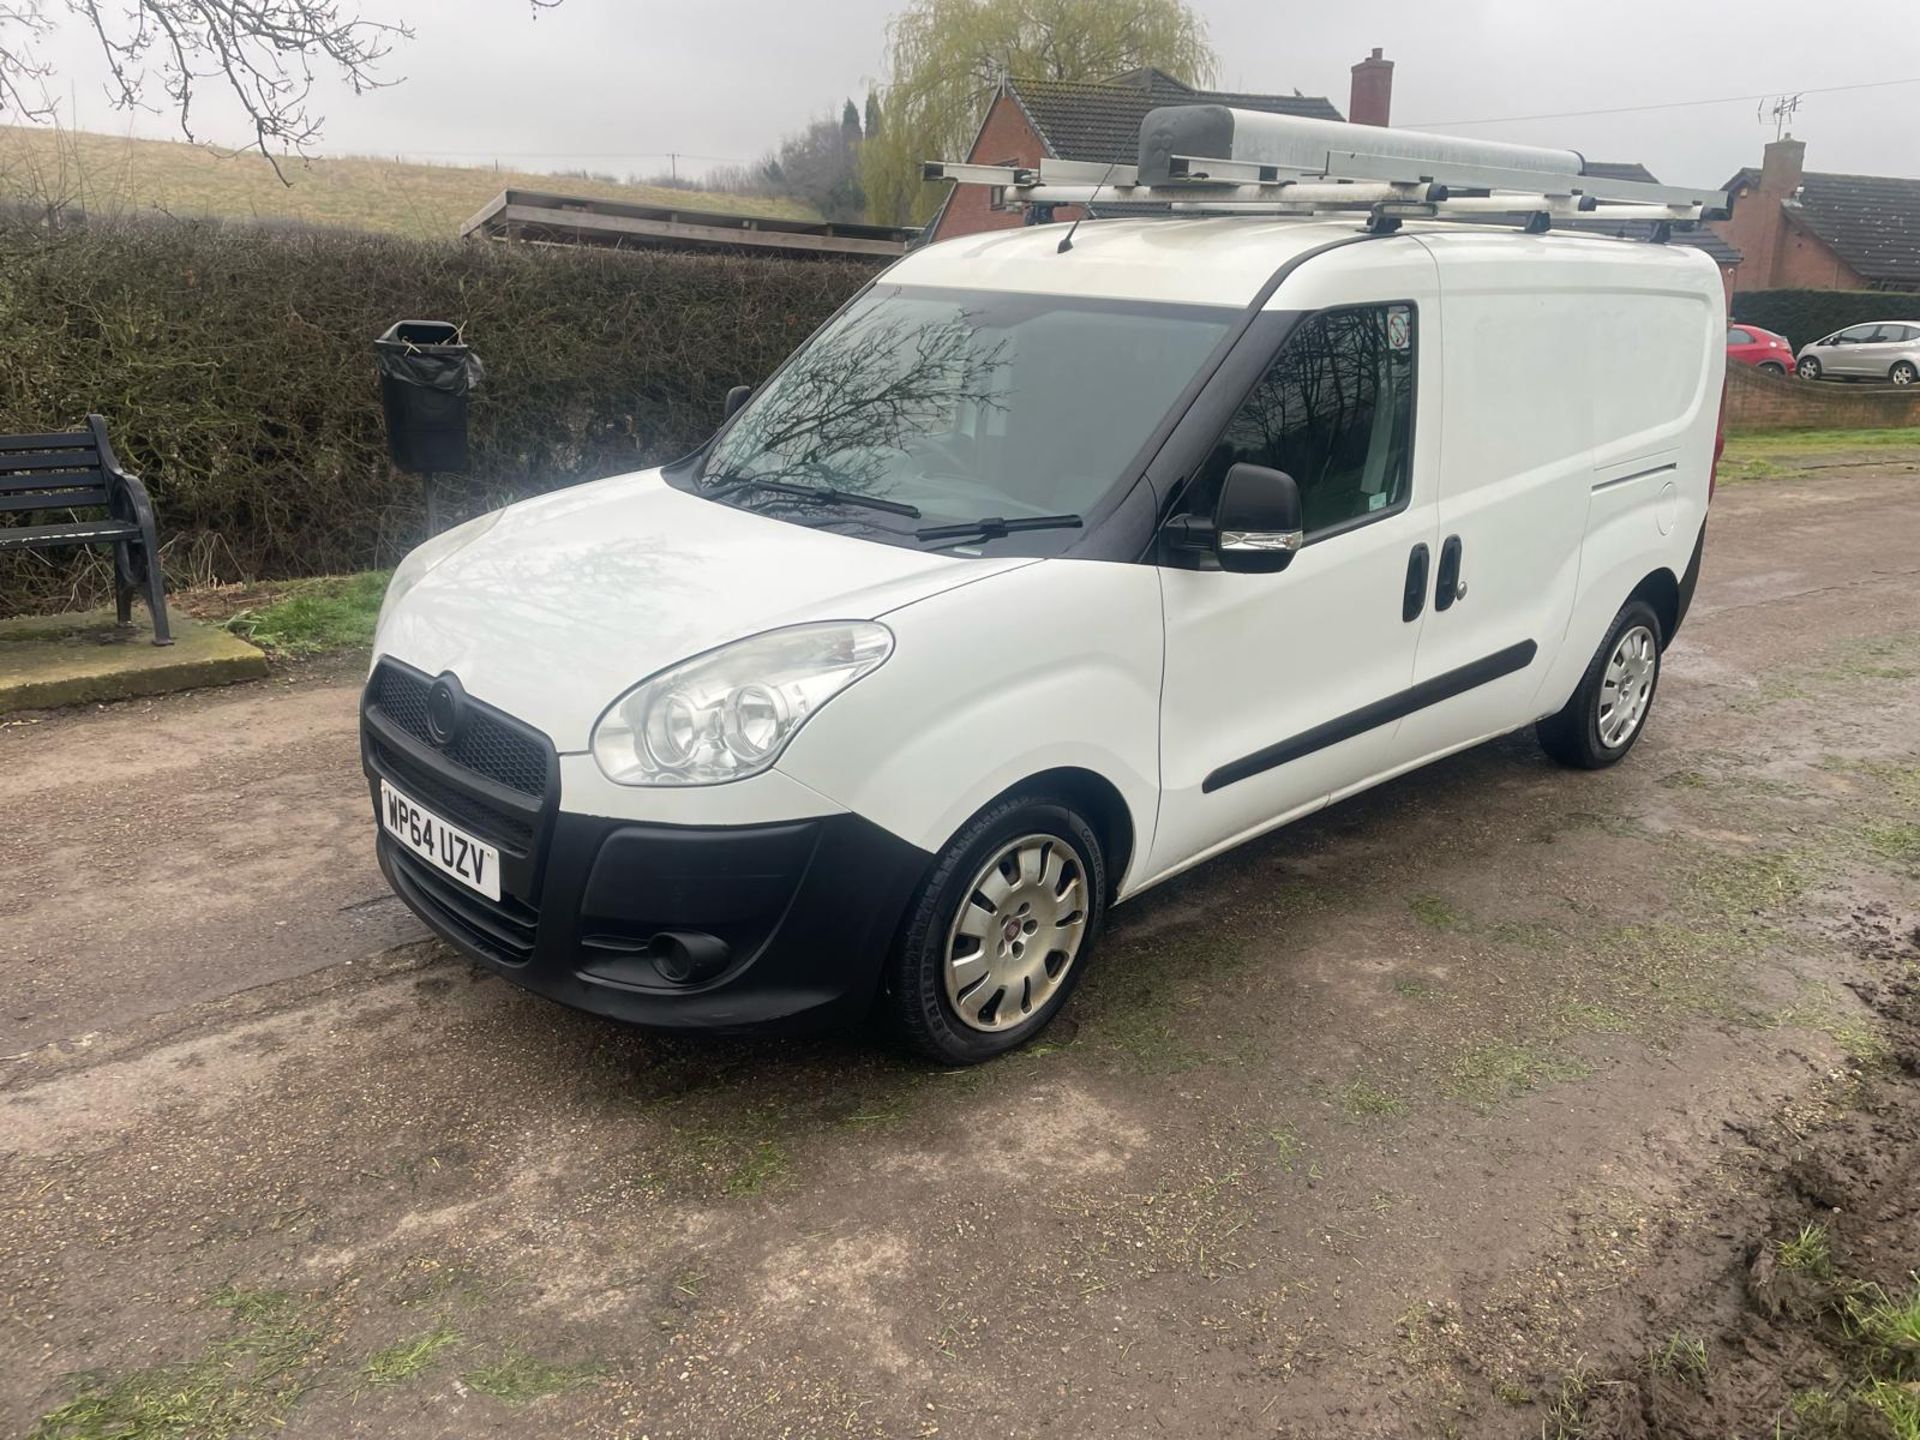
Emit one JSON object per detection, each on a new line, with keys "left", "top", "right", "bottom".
{"left": 697, "top": 284, "right": 1234, "bottom": 534}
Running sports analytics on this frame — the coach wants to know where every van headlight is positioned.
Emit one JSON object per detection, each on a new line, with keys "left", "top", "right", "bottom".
{"left": 591, "top": 622, "right": 893, "bottom": 786}
{"left": 376, "top": 509, "right": 505, "bottom": 635}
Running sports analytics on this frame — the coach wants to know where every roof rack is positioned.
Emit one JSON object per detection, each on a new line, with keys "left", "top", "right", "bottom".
{"left": 924, "top": 107, "right": 1730, "bottom": 238}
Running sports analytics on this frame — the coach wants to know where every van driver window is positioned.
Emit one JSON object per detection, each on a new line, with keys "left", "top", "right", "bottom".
{"left": 1184, "top": 304, "right": 1416, "bottom": 537}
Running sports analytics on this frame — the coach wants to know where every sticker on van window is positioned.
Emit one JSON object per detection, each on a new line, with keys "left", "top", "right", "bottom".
{"left": 1386, "top": 307, "right": 1412, "bottom": 352}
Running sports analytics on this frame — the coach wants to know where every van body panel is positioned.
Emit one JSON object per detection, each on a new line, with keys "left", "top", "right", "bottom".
{"left": 374, "top": 468, "right": 1032, "bottom": 752}
{"left": 1392, "top": 233, "right": 1722, "bottom": 756}
{"left": 772, "top": 557, "right": 1165, "bottom": 892}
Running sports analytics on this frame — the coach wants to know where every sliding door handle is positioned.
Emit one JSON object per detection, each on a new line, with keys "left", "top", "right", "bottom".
{"left": 1403, "top": 543, "right": 1430, "bottom": 622}
{"left": 1434, "top": 535, "right": 1463, "bottom": 612}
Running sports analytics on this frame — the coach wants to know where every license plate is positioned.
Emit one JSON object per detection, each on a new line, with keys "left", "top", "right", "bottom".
{"left": 379, "top": 779, "right": 501, "bottom": 901}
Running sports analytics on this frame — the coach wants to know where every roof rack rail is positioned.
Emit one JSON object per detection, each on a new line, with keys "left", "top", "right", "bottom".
{"left": 924, "top": 107, "right": 1730, "bottom": 238}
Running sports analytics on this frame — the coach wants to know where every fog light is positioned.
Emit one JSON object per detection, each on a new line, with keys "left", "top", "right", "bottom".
{"left": 648, "top": 930, "right": 730, "bottom": 985}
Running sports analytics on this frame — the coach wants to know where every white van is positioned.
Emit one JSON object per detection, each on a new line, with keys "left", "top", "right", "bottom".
{"left": 364, "top": 113, "right": 1726, "bottom": 1062}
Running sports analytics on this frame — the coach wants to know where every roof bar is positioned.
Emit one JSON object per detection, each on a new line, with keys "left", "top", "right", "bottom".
{"left": 924, "top": 107, "right": 1731, "bottom": 234}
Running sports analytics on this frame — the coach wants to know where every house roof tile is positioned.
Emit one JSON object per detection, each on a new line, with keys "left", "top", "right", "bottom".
{"left": 1006, "top": 71, "right": 1342, "bottom": 168}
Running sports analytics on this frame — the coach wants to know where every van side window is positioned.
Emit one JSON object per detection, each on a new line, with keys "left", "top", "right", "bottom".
{"left": 1186, "top": 304, "right": 1416, "bottom": 537}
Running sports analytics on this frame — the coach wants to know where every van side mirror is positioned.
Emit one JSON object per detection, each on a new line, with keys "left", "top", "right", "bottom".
{"left": 723, "top": 385, "right": 752, "bottom": 421}
{"left": 1214, "top": 463, "right": 1304, "bottom": 573}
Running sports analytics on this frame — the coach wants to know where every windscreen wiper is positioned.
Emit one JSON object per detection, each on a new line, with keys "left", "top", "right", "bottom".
{"left": 706, "top": 474, "right": 921, "bottom": 519}
{"left": 916, "top": 513, "right": 1083, "bottom": 544}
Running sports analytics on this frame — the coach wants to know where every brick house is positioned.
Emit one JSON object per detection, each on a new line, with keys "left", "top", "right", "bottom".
{"left": 1713, "top": 137, "right": 1920, "bottom": 293}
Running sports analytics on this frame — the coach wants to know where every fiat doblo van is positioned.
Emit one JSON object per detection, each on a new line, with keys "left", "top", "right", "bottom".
{"left": 364, "top": 116, "right": 1724, "bottom": 1063}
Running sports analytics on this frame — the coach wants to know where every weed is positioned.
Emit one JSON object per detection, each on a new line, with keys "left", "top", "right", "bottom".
{"left": 1683, "top": 848, "right": 1807, "bottom": 919}
{"left": 1393, "top": 977, "right": 1438, "bottom": 999}
{"left": 1557, "top": 1000, "right": 1638, "bottom": 1034}
{"left": 1267, "top": 1126, "right": 1303, "bottom": 1171}
{"left": 362, "top": 1324, "right": 459, "bottom": 1385}
{"left": 644, "top": 1110, "right": 794, "bottom": 1199}
{"left": 1491, "top": 1376, "right": 1532, "bottom": 1405}
{"left": 1774, "top": 983, "right": 1891, "bottom": 1068}
{"left": 224, "top": 571, "right": 390, "bottom": 656}
{"left": 1778, "top": 1223, "right": 1833, "bottom": 1276}
{"left": 1409, "top": 893, "right": 1468, "bottom": 931}
{"left": 1339, "top": 1077, "right": 1406, "bottom": 1119}
{"left": 1861, "top": 1378, "right": 1920, "bottom": 1440}
{"left": 462, "top": 1350, "right": 604, "bottom": 1401}
{"left": 1649, "top": 1332, "right": 1709, "bottom": 1384}
{"left": 1540, "top": 1366, "right": 1591, "bottom": 1440}
{"left": 1092, "top": 1005, "right": 1219, "bottom": 1075}
{"left": 1846, "top": 1281, "right": 1920, "bottom": 1369}
{"left": 1446, "top": 1042, "right": 1590, "bottom": 1107}
{"left": 31, "top": 1287, "right": 330, "bottom": 1440}
{"left": 1861, "top": 821, "right": 1920, "bottom": 869}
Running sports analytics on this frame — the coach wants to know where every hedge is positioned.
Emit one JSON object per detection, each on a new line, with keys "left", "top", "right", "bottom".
{"left": 0, "top": 218, "right": 873, "bottom": 613}
{"left": 1730, "top": 288, "right": 1920, "bottom": 352}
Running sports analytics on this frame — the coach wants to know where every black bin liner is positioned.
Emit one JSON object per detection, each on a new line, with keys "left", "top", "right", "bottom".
{"left": 375, "top": 320, "right": 484, "bottom": 473}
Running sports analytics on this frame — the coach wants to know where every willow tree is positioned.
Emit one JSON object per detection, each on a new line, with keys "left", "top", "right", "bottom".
{"left": 862, "top": 0, "right": 1214, "bottom": 226}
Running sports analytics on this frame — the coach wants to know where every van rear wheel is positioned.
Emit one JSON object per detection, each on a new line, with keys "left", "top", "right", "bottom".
{"left": 885, "top": 794, "right": 1106, "bottom": 1064}
{"left": 1537, "top": 600, "right": 1663, "bottom": 769}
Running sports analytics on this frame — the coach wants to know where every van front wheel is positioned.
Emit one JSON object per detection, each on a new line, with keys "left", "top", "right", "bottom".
{"left": 885, "top": 795, "right": 1106, "bottom": 1064}
{"left": 1537, "top": 600, "right": 1663, "bottom": 769}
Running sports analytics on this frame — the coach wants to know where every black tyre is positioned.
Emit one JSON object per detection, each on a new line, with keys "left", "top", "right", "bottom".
{"left": 1537, "top": 600, "right": 1663, "bottom": 770}
{"left": 1797, "top": 357, "right": 1822, "bottom": 381}
{"left": 885, "top": 794, "right": 1106, "bottom": 1064}
{"left": 1759, "top": 361, "right": 1786, "bottom": 377}
{"left": 1892, "top": 361, "right": 1918, "bottom": 387}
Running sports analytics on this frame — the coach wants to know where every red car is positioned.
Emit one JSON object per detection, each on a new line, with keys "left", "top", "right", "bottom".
{"left": 1727, "top": 323, "right": 1795, "bottom": 375}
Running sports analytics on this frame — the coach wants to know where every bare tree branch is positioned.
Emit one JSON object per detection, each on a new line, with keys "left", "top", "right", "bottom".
{"left": 1, "top": 1, "right": 564, "bottom": 183}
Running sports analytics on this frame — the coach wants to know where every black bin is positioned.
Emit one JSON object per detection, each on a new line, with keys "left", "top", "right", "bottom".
{"left": 375, "top": 320, "right": 484, "bottom": 473}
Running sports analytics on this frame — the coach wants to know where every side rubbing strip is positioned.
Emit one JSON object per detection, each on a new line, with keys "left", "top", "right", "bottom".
{"left": 1201, "top": 640, "right": 1539, "bottom": 793}
{"left": 1591, "top": 462, "right": 1677, "bottom": 494}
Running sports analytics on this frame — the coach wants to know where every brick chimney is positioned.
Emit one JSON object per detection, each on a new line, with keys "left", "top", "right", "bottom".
{"left": 1349, "top": 47, "right": 1394, "bottom": 127}
{"left": 1758, "top": 136, "right": 1805, "bottom": 197}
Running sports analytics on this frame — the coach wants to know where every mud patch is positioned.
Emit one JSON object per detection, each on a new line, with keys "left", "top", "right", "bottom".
{"left": 1537, "top": 905, "right": 1920, "bottom": 1439}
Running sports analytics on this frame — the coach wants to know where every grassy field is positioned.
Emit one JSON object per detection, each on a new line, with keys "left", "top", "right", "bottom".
{"left": 0, "top": 124, "right": 816, "bottom": 239}
{"left": 1721, "top": 426, "right": 1920, "bottom": 483}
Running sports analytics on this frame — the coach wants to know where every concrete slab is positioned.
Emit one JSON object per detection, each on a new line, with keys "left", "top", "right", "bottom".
{"left": 0, "top": 607, "right": 267, "bottom": 714}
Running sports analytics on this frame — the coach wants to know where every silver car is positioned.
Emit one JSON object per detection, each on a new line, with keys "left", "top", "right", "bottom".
{"left": 1795, "top": 321, "right": 1920, "bottom": 385}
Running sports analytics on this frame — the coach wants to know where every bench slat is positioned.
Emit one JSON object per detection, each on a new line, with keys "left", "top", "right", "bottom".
{"left": 0, "top": 450, "right": 104, "bottom": 474}
{"left": 0, "top": 488, "right": 112, "bottom": 513}
{"left": 0, "top": 518, "right": 140, "bottom": 550}
{"left": 1, "top": 474, "right": 107, "bottom": 494}
{"left": 0, "top": 431, "right": 94, "bottom": 453}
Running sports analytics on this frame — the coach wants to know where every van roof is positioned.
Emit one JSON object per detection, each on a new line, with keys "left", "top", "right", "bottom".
{"left": 891, "top": 216, "right": 1719, "bottom": 309}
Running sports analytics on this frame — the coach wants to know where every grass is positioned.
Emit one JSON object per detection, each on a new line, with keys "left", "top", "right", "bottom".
{"left": 462, "top": 1349, "right": 604, "bottom": 1401}
{"left": 362, "top": 1324, "right": 459, "bottom": 1385}
{"left": 1778, "top": 1222, "right": 1834, "bottom": 1276}
{"left": 1446, "top": 1041, "right": 1591, "bottom": 1107}
{"left": 31, "top": 1287, "right": 329, "bottom": 1439}
{"left": 1649, "top": 1331, "right": 1710, "bottom": 1384}
{"left": 1338, "top": 1077, "right": 1406, "bottom": 1118}
{"left": 1408, "top": 893, "right": 1468, "bottom": 930}
{"left": 0, "top": 122, "right": 818, "bottom": 238}
{"left": 222, "top": 571, "right": 388, "bottom": 656}
{"left": 1719, "top": 426, "right": 1920, "bottom": 483}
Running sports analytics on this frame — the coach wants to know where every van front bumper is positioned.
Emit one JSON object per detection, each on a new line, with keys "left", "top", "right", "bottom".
{"left": 360, "top": 658, "right": 930, "bottom": 1033}
{"left": 374, "top": 807, "right": 930, "bottom": 1032}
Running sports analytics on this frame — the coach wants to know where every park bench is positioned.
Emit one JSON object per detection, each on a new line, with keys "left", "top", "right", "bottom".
{"left": 0, "top": 416, "right": 170, "bottom": 644}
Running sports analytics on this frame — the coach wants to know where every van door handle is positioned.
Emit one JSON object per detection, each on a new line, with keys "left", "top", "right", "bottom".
{"left": 1434, "top": 535, "right": 1463, "bottom": 612}
{"left": 1403, "top": 543, "right": 1430, "bottom": 622}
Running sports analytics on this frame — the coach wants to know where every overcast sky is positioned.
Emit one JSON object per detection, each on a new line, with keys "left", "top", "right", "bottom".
{"left": 28, "top": 0, "right": 1920, "bottom": 189}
